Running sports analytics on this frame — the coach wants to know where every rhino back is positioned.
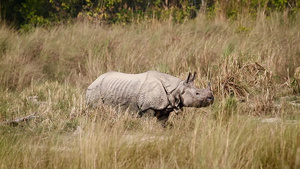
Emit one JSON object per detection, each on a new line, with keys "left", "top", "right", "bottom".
{"left": 147, "top": 71, "right": 182, "bottom": 93}
{"left": 86, "top": 72, "right": 147, "bottom": 108}
{"left": 101, "top": 72, "right": 146, "bottom": 105}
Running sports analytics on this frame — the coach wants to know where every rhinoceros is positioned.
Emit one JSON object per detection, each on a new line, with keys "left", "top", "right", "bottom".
{"left": 86, "top": 71, "right": 214, "bottom": 122}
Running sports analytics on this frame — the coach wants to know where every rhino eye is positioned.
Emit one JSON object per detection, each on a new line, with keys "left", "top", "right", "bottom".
{"left": 196, "top": 92, "right": 200, "bottom": 95}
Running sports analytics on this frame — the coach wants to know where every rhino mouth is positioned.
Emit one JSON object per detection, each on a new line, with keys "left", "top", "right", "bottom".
{"left": 197, "top": 97, "right": 214, "bottom": 107}
{"left": 185, "top": 97, "right": 214, "bottom": 108}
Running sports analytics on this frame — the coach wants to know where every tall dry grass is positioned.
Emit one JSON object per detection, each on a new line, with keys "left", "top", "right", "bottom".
{"left": 1, "top": 12, "right": 300, "bottom": 168}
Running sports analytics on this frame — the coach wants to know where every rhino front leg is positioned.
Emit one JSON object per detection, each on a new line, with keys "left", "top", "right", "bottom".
{"left": 139, "top": 109, "right": 171, "bottom": 127}
{"left": 155, "top": 110, "right": 170, "bottom": 127}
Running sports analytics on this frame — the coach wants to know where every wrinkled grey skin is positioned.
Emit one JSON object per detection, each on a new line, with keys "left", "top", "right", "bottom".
{"left": 86, "top": 71, "right": 214, "bottom": 123}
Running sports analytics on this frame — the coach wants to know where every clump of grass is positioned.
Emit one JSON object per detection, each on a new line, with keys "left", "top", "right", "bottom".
{"left": 1, "top": 106, "right": 298, "bottom": 168}
{"left": 212, "top": 96, "right": 238, "bottom": 124}
{"left": 1, "top": 12, "right": 300, "bottom": 91}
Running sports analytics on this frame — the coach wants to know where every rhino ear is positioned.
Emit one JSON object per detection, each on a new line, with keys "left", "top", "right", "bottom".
{"left": 189, "top": 72, "right": 197, "bottom": 82}
{"left": 184, "top": 72, "right": 192, "bottom": 84}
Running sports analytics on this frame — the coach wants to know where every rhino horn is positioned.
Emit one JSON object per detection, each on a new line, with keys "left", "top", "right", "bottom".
{"left": 207, "top": 82, "right": 211, "bottom": 90}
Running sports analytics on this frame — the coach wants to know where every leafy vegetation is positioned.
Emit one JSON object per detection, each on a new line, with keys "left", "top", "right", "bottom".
{"left": 1, "top": 0, "right": 300, "bottom": 29}
{"left": 1, "top": 1, "right": 300, "bottom": 168}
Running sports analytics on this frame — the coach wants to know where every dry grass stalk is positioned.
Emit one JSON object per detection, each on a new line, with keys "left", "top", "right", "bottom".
{"left": 0, "top": 13, "right": 300, "bottom": 168}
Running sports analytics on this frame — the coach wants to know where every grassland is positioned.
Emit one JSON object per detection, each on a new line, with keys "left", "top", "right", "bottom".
{"left": 1, "top": 12, "right": 300, "bottom": 168}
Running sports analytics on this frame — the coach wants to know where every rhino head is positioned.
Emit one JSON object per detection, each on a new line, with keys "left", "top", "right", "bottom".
{"left": 178, "top": 72, "right": 214, "bottom": 108}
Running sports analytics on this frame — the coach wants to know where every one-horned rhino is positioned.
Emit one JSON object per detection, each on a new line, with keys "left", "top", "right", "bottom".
{"left": 86, "top": 71, "right": 214, "bottom": 122}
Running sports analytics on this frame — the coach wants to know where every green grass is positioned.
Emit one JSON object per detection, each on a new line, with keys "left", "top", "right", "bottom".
{"left": 1, "top": 12, "right": 300, "bottom": 168}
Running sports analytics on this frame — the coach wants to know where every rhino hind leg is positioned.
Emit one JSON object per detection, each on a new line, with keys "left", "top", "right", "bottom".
{"left": 138, "top": 109, "right": 155, "bottom": 118}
